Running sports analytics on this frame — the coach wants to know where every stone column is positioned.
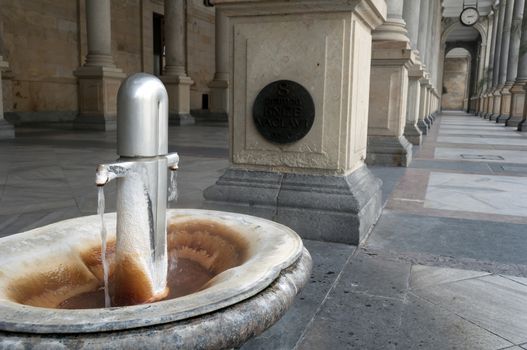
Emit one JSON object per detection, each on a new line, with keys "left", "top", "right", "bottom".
{"left": 493, "top": 0, "right": 517, "bottom": 121}
{"left": 0, "top": 15, "right": 14, "bottom": 139}
{"left": 207, "top": 7, "right": 229, "bottom": 118}
{"left": 505, "top": 0, "right": 527, "bottom": 126}
{"left": 490, "top": 0, "right": 507, "bottom": 119}
{"left": 73, "top": 0, "right": 125, "bottom": 130}
{"left": 204, "top": 0, "right": 386, "bottom": 244}
{"left": 161, "top": 0, "right": 194, "bottom": 125}
{"left": 417, "top": 0, "right": 430, "bottom": 68}
{"left": 483, "top": 7, "right": 499, "bottom": 118}
{"left": 402, "top": 0, "right": 423, "bottom": 145}
{"left": 367, "top": 0, "right": 414, "bottom": 167}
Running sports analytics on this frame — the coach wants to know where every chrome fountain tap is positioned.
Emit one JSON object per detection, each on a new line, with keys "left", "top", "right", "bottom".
{"left": 95, "top": 73, "right": 178, "bottom": 304}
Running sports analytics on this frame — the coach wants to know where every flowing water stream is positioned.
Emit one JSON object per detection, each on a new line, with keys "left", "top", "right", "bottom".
{"left": 97, "top": 187, "right": 111, "bottom": 308}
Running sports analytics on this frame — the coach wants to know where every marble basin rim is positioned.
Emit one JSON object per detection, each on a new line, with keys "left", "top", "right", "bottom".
{"left": 0, "top": 209, "right": 304, "bottom": 334}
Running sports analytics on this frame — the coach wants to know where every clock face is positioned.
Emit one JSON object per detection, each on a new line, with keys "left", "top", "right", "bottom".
{"left": 460, "top": 7, "right": 479, "bottom": 26}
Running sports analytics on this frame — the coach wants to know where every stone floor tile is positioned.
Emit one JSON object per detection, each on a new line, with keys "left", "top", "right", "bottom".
{"left": 424, "top": 172, "right": 527, "bottom": 217}
{"left": 366, "top": 211, "right": 527, "bottom": 267}
{"left": 413, "top": 275, "right": 527, "bottom": 344}
{"left": 341, "top": 250, "right": 412, "bottom": 300}
{"left": 241, "top": 240, "right": 354, "bottom": 350}
{"left": 409, "top": 264, "right": 490, "bottom": 290}
{"left": 297, "top": 291, "right": 404, "bottom": 350}
{"left": 396, "top": 293, "right": 513, "bottom": 350}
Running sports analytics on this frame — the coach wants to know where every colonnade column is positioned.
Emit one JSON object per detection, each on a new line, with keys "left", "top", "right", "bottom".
{"left": 207, "top": 7, "right": 228, "bottom": 118}
{"left": 73, "top": 0, "right": 125, "bottom": 130}
{"left": 491, "top": 0, "right": 516, "bottom": 121}
{"left": 483, "top": 6, "right": 499, "bottom": 117}
{"left": 517, "top": 1, "right": 527, "bottom": 130}
{"left": 402, "top": 0, "right": 423, "bottom": 145}
{"left": 0, "top": 15, "right": 14, "bottom": 139}
{"left": 416, "top": 0, "right": 430, "bottom": 134}
{"left": 489, "top": 0, "right": 507, "bottom": 119}
{"left": 504, "top": 0, "right": 527, "bottom": 126}
{"left": 367, "top": 0, "right": 414, "bottom": 166}
{"left": 161, "top": 0, "right": 194, "bottom": 125}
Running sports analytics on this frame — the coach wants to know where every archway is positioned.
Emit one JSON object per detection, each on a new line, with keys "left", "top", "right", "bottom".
{"left": 442, "top": 48, "right": 472, "bottom": 111}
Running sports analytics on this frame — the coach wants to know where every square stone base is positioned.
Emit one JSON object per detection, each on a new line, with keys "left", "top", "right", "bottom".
{"left": 366, "top": 135, "right": 413, "bottom": 167}
{"left": 203, "top": 166, "right": 383, "bottom": 245}
{"left": 404, "top": 123, "right": 422, "bottom": 145}
{"left": 73, "top": 114, "right": 116, "bottom": 131}
{"left": 0, "top": 119, "right": 14, "bottom": 139}
{"left": 169, "top": 113, "right": 195, "bottom": 126}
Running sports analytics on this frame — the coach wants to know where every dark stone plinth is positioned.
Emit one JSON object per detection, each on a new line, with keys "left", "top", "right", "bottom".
{"left": 506, "top": 116, "right": 523, "bottom": 127}
{"left": 0, "top": 119, "right": 14, "bottom": 139}
{"left": 203, "top": 166, "right": 382, "bottom": 245}
{"left": 417, "top": 120, "right": 429, "bottom": 135}
{"left": 404, "top": 124, "right": 423, "bottom": 145}
{"left": 169, "top": 113, "right": 195, "bottom": 126}
{"left": 366, "top": 135, "right": 413, "bottom": 167}
{"left": 0, "top": 249, "right": 312, "bottom": 349}
{"left": 74, "top": 114, "right": 116, "bottom": 131}
{"left": 495, "top": 114, "right": 508, "bottom": 123}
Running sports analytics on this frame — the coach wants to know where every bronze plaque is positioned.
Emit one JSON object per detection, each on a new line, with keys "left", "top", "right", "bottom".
{"left": 252, "top": 80, "right": 315, "bottom": 144}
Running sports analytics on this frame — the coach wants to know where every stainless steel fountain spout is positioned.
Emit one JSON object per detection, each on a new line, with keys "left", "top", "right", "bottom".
{"left": 95, "top": 73, "right": 179, "bottom": 305}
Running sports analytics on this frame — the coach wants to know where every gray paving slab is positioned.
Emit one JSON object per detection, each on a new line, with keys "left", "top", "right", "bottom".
{"left": 343, "top": 250, "right": 411, "bottom": 300}
{"left": 366, "top": 211, "right": 527, "bottom": 267}
{"left": 369, "top": 166, "right": 407, "bottom": 203}
{"left": 241, "top": 240, "right": 355, "bottom": 350}
{"left": 396, "top": 293, "right": 513, "bottom": 350}
{"left": 413, "top": 275, "right": 527, "bottom": 344}
{"left": 297, "top": 291, "right": 405, "bottom": 350}
{"left": 410, "top": 264, "right": 490, "bottom": 290}
{"left": 410, "top": 159, "right": 493, "bottom": 174}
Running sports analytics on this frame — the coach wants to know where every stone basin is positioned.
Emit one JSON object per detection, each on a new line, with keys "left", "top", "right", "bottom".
{"left": 0, "top": 209, "right": 312, "bottom": 348}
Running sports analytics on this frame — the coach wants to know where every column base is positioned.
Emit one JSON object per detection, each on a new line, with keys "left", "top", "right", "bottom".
{"left": 424, "top": 115, "right": 433, "bottom": 127}
{"left": 203, "top": 166, "right": 383, "bottom": 245}
{"left": 518, "top": 118, "right": 527, "bottom": 131}
{"left": 506, "top": 116, "right": 524, "bottom": 127}
{"left": 161, "top": 75, "right": 194, "bottom": 117}
{"left": 418, "top": 120, "right": 429, "bottom": 135}
{"left": 495, "top": 114, "right": 509, "bottom": 124}
{"left": 366, "top": 135, "right": 413, "bottom": 167}
{"left": 0, "top": 119, "right": 14, "bottom": 139}
{"left": 73, "top": 114, "right": 116, "bottom": 131}
{"left": 404, "top": 123, "right": 422, "bottom": 145}
{"left": 208, "top": 79, "right": 229, "bottom": 114}
{"left": 73, "top": 65, "right": 125, "bottom": 131}
{"left": 169, "top": 113, "right": 195, "bottom": 126}
{"left": 190, "top": 109, "right": 228, "bottom": 124}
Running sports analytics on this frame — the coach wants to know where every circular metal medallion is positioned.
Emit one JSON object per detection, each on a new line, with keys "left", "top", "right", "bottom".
{"left": 252, "top": 80, "right": 315, "bottom": 144}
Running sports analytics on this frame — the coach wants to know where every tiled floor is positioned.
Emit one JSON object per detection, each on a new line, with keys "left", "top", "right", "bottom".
{"left": 1, "top": 112, "right": 527, "bottom": 349}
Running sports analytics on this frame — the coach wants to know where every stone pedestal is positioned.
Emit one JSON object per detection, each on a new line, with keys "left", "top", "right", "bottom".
{"left": 73, "top": 66, "right": 125, "bottom": 131}
{"left": 403, "top": 63, "right": 423, "bottom": 145}
{"left": 161, "top": 75, "right": 195, "bottom": 125}
{"left": 417, "top": 75, "right": 430, "bottom": 134}
{"left": 0, "top": 58, "right": 14, "bottom": 139}
{"left": 496, "top": 83, "right": 513, "bottom": 123}
{"left": 490, "top": 88, "right": 503, "bottom": 121}
{"left": 366, "top": 41, "right": 414, "bottom": 167}
{"left": 506, "top": 81, "right": 527, "bottom": 126}
{"left": 203, "top": 0, "right": 386, "bottom": 245}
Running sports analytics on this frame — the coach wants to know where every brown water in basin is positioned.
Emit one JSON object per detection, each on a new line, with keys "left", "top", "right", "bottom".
{"left": 58, "top": 258, "right": 213, "bottom": 309}
{"left": 6, "top": 219, "right": 249, "bottom": 309}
